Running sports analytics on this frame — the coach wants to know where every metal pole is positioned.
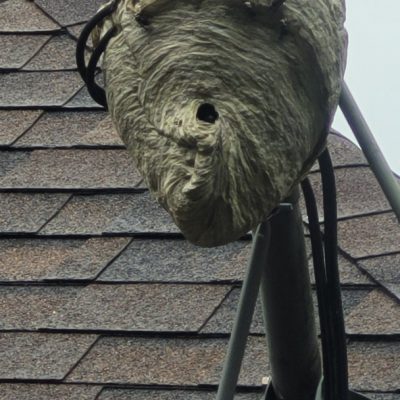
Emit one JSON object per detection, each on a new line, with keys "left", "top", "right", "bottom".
{"left": 216, "top": 221, "right": 271, "bottom": 400}
{"left": 261, "top": 189, "right": 321, "bottom": 400}
{"left": 339, "top": 81, "right": 400, "bottom": 221}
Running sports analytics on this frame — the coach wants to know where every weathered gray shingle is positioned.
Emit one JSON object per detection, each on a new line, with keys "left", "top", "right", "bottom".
{"left": 311, "top": 133, "right": 367, "bottom": 170}
{"left": 43, "top": 283, "right": 230, "bottom": 332}
{"left": 0, "top": 72, "right": 82, "bottom": 107}
{"left": 0, "top": 286, "right": 82, "bottom": 330}
{"left": 338, "top": 213, "right": 400, "bottom": 259}
{"left": 0, "top": 193, "right": 70, "bottom": 233}
{"left": 0, "top": 150, "right": 141, "bottom": 190}
{"left": 308, "top": 253, "right": 372, "bottom": 285}
{"left": 15, "top": 111, "right": 122, "bottom": 147}
{"left": 0, "top": 110, "right": 43, "bottom": 146}
{"left": 360, "top": 254, "right": 400, "bottom": 284}
{"left": 0, "top": 237, "right": 130, "bottom": 282}
{"left": 201, "top": 288, "right": 372, "bottom": 335}
{"left": 0, "top": 333, "right": 98, "bottom": 380}
{"left": 0, "top": 35, "right": 49, "bottom": 70}
{"left": 99, "top": 239, "right": 250, "bottom": 282}
{"left": 23, "top": 35, "right": 80, "bottom": 71}
{"left": 65, "top": 78, "right": 104, "bottom": 109}
{"left": 348, "top": 341, "right": 400, "bottom": 391}
{"left": 67, "top": 336, "right": 269, "bottom": 386}
{"left": 98, "top": 389, "right": 261, "bottom": 400}
{"left": 35, "top": 0, "right": 106, "bottom": 26}
{"left": 345, "top": 289, "right": 400, "bottom": 335}
{"left": 305, "top": 167, "right": 391, "bottom": 220}
{"left": 40, "top": 193, "right": 178, "bottom": 235}
{"left": 0, "top": 0, "right": 60, "bottom": 33}
{"left": 0, "top": 384, "right": 102, "bottom": 400}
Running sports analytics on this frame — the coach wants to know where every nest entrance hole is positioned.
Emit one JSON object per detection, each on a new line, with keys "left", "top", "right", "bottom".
{"left": 196, "top": 103, "right": 219, "bottom": 124}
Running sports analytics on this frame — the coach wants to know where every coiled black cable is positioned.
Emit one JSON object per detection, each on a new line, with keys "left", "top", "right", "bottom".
{"left": 76, "top": 0, "right": 118, "bottom": 109}
{"left": 86, "top": 26, "right": 117, "bottom": 107}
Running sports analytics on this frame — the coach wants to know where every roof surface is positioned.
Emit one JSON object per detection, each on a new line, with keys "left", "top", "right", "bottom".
{"left": 0, "top": 1, "right": 399, "bottom": 399}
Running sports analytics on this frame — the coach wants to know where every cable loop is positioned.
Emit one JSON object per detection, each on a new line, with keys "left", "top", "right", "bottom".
{"left": 76, "top": 0, "right": 119, "bottom": 108}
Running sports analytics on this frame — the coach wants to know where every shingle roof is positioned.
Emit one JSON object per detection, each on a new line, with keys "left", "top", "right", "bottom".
{"left": 0, "top": 1, "right": 399, "bottom": 399}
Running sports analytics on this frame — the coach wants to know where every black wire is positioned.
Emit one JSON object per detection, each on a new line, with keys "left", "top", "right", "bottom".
{"left": 301, "top": 178, "right": 335, "bottom": 400}
{"left": 86, "top": 27, "right": 117, "bottom": 108}
{"left": 76, "top": 1, "right": 118, "bottom": 80}
{"left": 319, "top": 149, "right": 349, "bottom": 400}
{"left": 75, "top": 0, "right": 118, "bottom": 108}
{"left": 76, "top": 1, "right": 117, "bottom": 82}
{"left": 302, "top": 148, "right": 350, "bottom": 400}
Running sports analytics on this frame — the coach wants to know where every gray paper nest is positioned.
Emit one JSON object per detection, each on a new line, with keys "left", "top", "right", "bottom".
{"left": 94, "top": 0, "right": 347, "bottom": 247}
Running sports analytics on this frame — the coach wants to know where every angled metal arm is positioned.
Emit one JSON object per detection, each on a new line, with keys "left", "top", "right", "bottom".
{"left": 216, "top": 221, "right": 271, "bottom": 400}
{"left": 339, "top": 81, "right": 400, "bottom": 221}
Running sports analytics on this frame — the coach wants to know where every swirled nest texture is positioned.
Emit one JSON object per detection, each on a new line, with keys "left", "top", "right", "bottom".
{"left": 94, "top": 0, "right": 347, "bottom": 247}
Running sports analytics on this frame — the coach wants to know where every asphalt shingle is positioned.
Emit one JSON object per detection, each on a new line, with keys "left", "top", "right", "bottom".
{"left": 200, "top": 287, "right": 264, "bottom": 334}
{"left": 81, "top": 114, "right": 123, "bottom": 146}
{"left": 98, "top": 239, "right": 250, "bottom": 282}
{"left": 309, "top": 253, "right": 372, "bottom": 285}
{"left": 67, "top": 336, "right": 269, "bottom": 386}
{"left": 0, "top": 193, "right": 70, "bottom": 234}
{"left": 359, "top": 254, "right": 400, "bottom": 290}
{"left": 15, "top": 111, "right": 123, "bottom": 147}
{"left": 348, "top": 341, "right": 400, "bottom": 391}
{"left": 386, "top": 284, "right": 400, "bottom": 300}
{"left": 68, "top": 336, "right": 400, "bottom": 391}
{"left": 338, "top": 213, "right": 400, "bottom": 259}
{"left": 0, "top": 384, "right": 102, "bottom": 400}
{"left": 0, "top": 151, "right": 29, "bottom": 177}
{"left": 311, "top": 133, "right": 367, "bottom": 171}
{"left": 0, "top": 333, "right": 98, "bottom": 380}
{"left": 98, "top": 389, "right": 261, "bottom": 400}
{"left": 65, "top": 81, "right": 104, "bottom": 109}
{"left": 0, "top": 237, "right": 130, "bottom": 282}
{"left": 0, "top": 110, "right": 43, "bottom": 146}
{"left": 67, "top": 23, "right": 93, "bottom": 46}
{"left": 23, "top": 35, "right": 80, "bottom": 71}
{"left": 43, "top": 284, "right": 230, "bottom": 332}
{"left": 0, "top": 72, "right": 83, "bottom": 107}
{"left": 366, "top": 394, "right": 400, "bottom": 400}
{"left": 359, "top": 254, "right": 400, "bottom": 300}
{"left": 201, "top": 288, "right": 371, "bottom": 335}
{"left": 35, "top": 0, "right": 106, "bottom": 26}
{"left": 0, "top": 0, "right": 60, "bottom": 33}
{"left": 67, "top": 23, "right": 86, "bottom": 40}
{"left": 304, "top": 167, "right": 391, "bottom": 220}
{"left": 40, "top": 193, "right": 178, "bottom": 235}
{"left": 0, "top": 34, "right": 49, "bottom": 70}
{"left": 0, "top": 149, "right": 141, "bottom": 190}
{"left": 345, "top": 289, "right": 400, "bottom": 335}
{"left": 0, "top": 286, "right": 82, "bottom": 330}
